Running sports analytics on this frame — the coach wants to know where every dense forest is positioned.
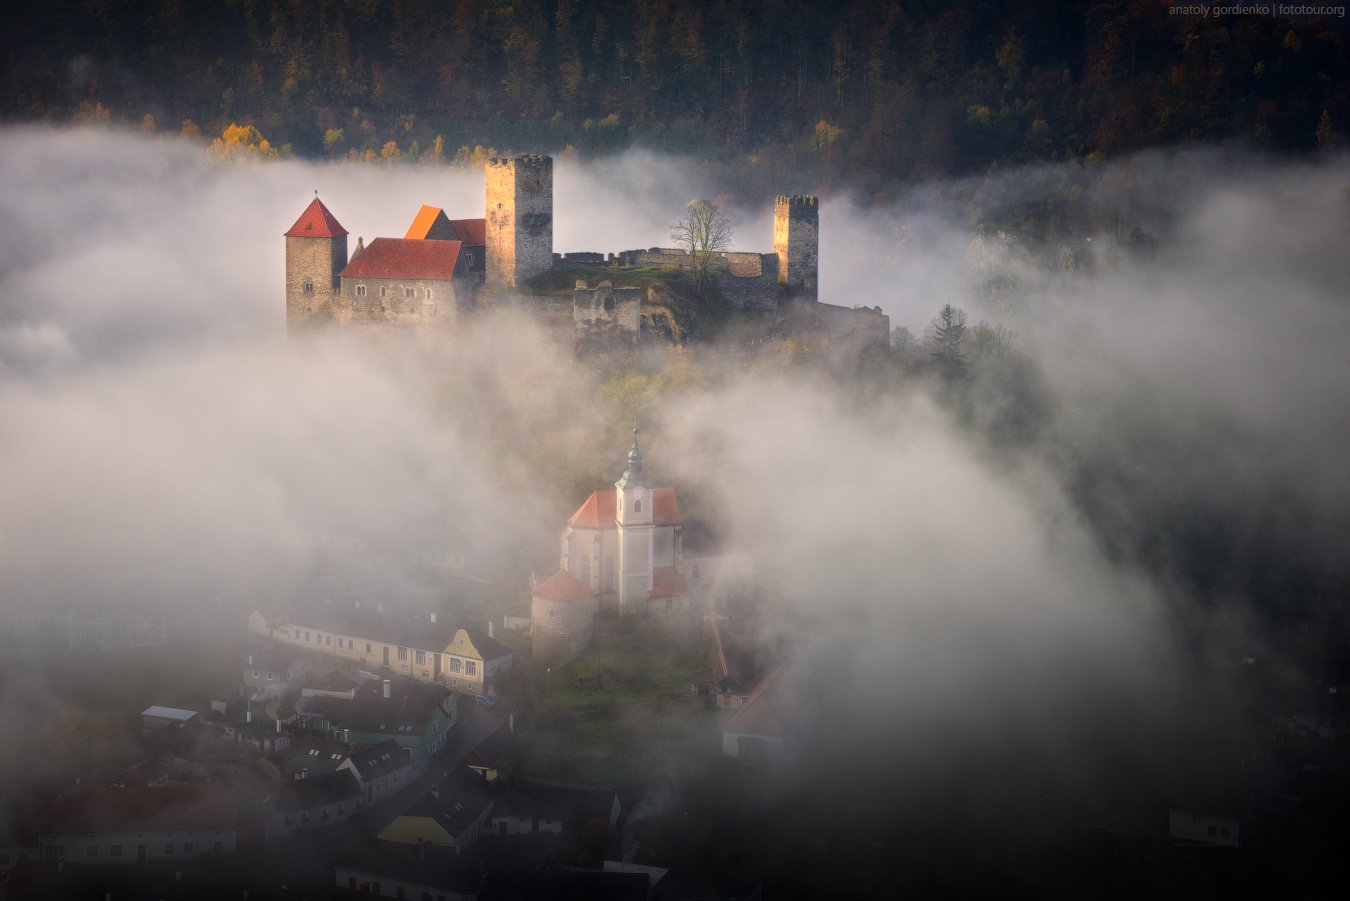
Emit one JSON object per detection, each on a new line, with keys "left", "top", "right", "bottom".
{"left": 5, "top": 1, "right": 1349, "bottom": 197}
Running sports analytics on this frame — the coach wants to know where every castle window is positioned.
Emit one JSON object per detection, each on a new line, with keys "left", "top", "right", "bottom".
{"left": 380, "top": 286, "right": 388, "bottom": 298}
{"left": 355, "top": 285, "right": 367, "bottom": 297}
{"left": 634, "top": 499, "right": 642, "bottom": 513}
{"left": 404, "top": 287, "right": 415, "bottom": 299}
{"left": 303, "top": 280, "right": 314, "bottom": 294}
{"left": 424, "top": 288, "right": 432, "bottom": 299}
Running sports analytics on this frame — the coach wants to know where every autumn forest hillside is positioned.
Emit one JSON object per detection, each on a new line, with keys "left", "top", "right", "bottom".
{"left": 5, "top": 0, "right": 1349, "bottom": 199}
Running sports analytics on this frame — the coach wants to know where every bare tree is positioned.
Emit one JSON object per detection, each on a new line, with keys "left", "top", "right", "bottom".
{"left": 670, "top": 199, "right": 732, "bottom": 299}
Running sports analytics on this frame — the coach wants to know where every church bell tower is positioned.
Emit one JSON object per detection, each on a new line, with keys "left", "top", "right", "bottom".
{"left": 615, "top": 422, "right": 653, "bottom": 614}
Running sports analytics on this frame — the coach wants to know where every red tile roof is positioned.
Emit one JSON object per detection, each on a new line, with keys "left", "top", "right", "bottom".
{"left": 727, "top": 667, "right": 793, "bottom": 737}
{"left": 405, "top": 205, "right": 457, "bottom": 240}
{"left": 340, "top": 238, "right": 462, "bottom": 281}
{"left": 649, "top": 565, "right": 687, "bottom": 599}
{"left": 568, "top": 488, "right": 680, "bottom": 528}
{"left": 448, "top": 218, "right": 487, "bottom": 246}
{"left": 45, "top": 784, "right": 238, "bottom": 834}
{"left": 285, "top": 197, "right": 348, "bottom": 238}
{"left": 532, "top": 570, "right": 595, "bottom": 602}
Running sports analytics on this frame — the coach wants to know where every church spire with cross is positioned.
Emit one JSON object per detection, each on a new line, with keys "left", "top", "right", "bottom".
{"left": 616, "top": 419, "right": 651, "bottom": 490}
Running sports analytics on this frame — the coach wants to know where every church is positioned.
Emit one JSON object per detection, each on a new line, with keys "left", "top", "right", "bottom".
{"left": 558, "top": 424, "right": 689, "bottom": 622}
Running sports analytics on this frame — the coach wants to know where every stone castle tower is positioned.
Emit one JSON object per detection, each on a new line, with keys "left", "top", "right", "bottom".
{"left": 285, "top": 197, "right": 349, "bottom": 332}
{"left": 773, "top": 194, "right": 819, "bottom": 300}
{"left": 485, "top": 154, "right": 554, "bottom": 287}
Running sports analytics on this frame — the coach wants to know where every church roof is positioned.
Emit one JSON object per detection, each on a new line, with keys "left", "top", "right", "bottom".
{"left": 340, "top": 238, "right": 463, "bottom": 281}
{"left": 568, "top": 488, "right": 680, "bottom": 529}
{"left": 405, "top": 205, "right": 457, "bottom": 240}
{"left": 532, "top": 570, "right": 594, "bottom": 603}
{"left": 285, "top": 197, "right": 348, "bottom": 238}
{"left": 649, "top": 565, "right": 687, "bottom": 599}
{"left": 726, "top": 667, "right": 793, "bottom": 737}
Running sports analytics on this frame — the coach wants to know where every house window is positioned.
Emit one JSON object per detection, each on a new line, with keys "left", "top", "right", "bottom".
{"left": 213, "top": 841, "right": 222, "bottom": 852}
{"left": 635, "top": 499, "right": 642, "bottom": 513}
{"left": 1207, "top": 825, "right": 1217, "bottom": 836}
{"left": 110, "top": 845, "right": 122, "bottom": 857}
{"left": 326, "top": 635, "right": 332, "bottom": 645}
{"left": 415, "top": 650, "right": 427, "bottom": 665}
{"left": 398, "top": 647, "right": 408, "bottom": 662}
{"left": 404, "top": 287, "right": 415, "bottom": 299}
{"left": 305, "top": 631, "right": 310, "bottom": 641}
{"left": 355, "top": 285, "right": 367, "bottom": 297}
{"left": 466, "top": 661, "right": 476, "bottom": 676}
{"left": 303, "top": 280, "right": 314, "bottom": 294}
{"left": 252, "top": 669, "right": 258, "bottom": 677}
{"left": 267, "top": 673, "right": 273, "bottom": 681}
{"left": 86, "top": 846, "right": 98, "bottom": 858}
{"left": 184, "top": 842, "right": 193, "bottom": 854}
{"left": 449, "top": 657, "right": 460, "bottom": 673}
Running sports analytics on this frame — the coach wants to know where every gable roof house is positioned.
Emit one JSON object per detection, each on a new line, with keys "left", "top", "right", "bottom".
{"left": 721, "top": 667, "right": 811, "bottom": 764}
{"left": 378, "top": 766, "right": 496, "bottom": 852}
{"left": 490, "top": 784, "right": 621, "bottom": 837}
{"left": 40, "top": 784, "right": 238, "bottom": 865}
{"left": 338, "top": 738, "right": 416, "bottom": 805}
{"left": 297, "top": 677, "right": 456, "bottom": 767}
{"left": 264, "top": 769, "right": 364, "bottom": 839}
{"left": 242, "top": 643, "right": 309, "bottom": 701}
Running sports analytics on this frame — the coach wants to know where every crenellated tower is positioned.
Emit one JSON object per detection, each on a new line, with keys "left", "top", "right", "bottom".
{"left": 284, "top": 197, "right": 349, "bottom": 332}
{"left": 485, "top": 154, "right": 554, "bottom": 287}
{"left": 773, "top": 194, "right": 819, "bottom": 300}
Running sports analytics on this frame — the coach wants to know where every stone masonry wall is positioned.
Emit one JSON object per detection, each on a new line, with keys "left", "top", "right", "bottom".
{"left": 774, "top": 195, "right": 819, "bottom": 299}
{"left": 341, "top": 277, "right": 462, "bottom": 328}
{"left": 573, "top": 280, "right": 641, "bottom": 351}
{"left": 486, "top": 154, "right": 553, "bottom": 286}
{"left": 286, "top": 235, "right": 348, "bottom": 331}
{"left": 531, "top": 596, "right": 594, "bottom": 667}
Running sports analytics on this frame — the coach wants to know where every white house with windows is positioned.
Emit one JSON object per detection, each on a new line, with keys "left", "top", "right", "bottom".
{"left": 39, "top": 785, "right": 237, "bottom": 864}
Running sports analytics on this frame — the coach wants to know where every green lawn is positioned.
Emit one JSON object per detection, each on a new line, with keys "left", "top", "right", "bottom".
{"left": 535, "top": 616, "right": 706, "bottom": 708}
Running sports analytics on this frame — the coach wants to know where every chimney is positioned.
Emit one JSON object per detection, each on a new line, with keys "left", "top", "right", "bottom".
{"left": 247, "top": 653, "right": 253, "bottom": 666}
{"left": 246, "top": 709, "right": 251, "bottom": 724}
{"left": 430, "top": 611, "right": 437, "bottom": 624}
{"left": 383, "top": 680, "right": 392, "bottom": 699}
{"left": 276, "top": 718, "right": 282, "bottom": 734}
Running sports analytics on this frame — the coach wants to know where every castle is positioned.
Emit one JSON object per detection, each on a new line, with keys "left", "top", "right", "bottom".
{"left": 285, "top": 153, "right": 886, "bottom": 349}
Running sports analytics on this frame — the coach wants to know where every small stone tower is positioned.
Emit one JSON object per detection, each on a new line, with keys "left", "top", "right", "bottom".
{"left": 285, "top": 197, "right": 349, "bottom": 332}
{"left": 615, "top": 422, "right": 654, "bottom": 615}
{"left": 773, "top": 194, "right": 819, "bottom": 300}
{"left": 485, "top": 154, "right": 554, "bottom": 287}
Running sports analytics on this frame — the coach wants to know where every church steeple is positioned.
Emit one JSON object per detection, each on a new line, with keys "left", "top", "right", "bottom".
{"left": 616, "top": 420, "right": 651, "bottom": 490}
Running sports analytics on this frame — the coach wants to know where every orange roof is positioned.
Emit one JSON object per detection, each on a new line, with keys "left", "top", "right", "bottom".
{"left": 285, "top": 197, "right": 348, "bottom": 238}
{"left": 448, "top": 218, "right": 487, "bottom": 246}
{"left": 340, "top": 238, "right": 463, "bottom": 280}
{"left": 45, "top": 784, "right": 238, "bottom": 834}
{"left": 649, "top": 565, "right": 687, "bottom": 599}
{"left": 727, "top": 667, "right": 792, "bottom": 737}
{"left": 532, "top": 570, "right": 595, "bottom": 602}
{"left": 568, "top": 488, "right": 680, "bottom": 528}
{"left": 405, "top": 205, "right": 457, "bottom": 240}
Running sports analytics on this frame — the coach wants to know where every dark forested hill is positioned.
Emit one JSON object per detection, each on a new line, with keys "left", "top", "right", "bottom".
{"left": 5, "top": 1, "right": 1348, "bottom": 195}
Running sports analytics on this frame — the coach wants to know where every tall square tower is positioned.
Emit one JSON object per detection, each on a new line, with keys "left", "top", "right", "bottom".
{"left": 773, "top": 194, "right": 819, "bottom": 300}
{"left": 485, "top": 154, "right": 554, "bottom": 287}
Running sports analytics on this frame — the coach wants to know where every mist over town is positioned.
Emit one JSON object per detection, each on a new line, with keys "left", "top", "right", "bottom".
{"left": 4, "top": 3, "right": 1350, "bottom": 899}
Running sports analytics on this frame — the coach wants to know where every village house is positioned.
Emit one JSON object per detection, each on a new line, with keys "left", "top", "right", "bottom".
{"left": 295, "top": 677, "right": 455, "bottom": 767}
{"left": 39, "top": 784, "right": 237, "bottom": 865}
{"left": 489, "top": 784, "right": 621, "bottom": 837}
{"left": 242, "top": 643, "right": 309, "bottom": 701}
{"left": 335, "top": 842, "right": 483, "bottom": 900}
{"left": 265, "top": 770, "right": 364, "bottom": 839}
{"left": 721, "top": 667, "right": 811, "bottom": 764}
{"left": 338, "top": 738, "right": 416, "bottom": 805}
{"left": 377, "top": 766, "right": 496, "bottom": 853}
{"left": 247, "top": 608, "right": 514, "bottom": 695}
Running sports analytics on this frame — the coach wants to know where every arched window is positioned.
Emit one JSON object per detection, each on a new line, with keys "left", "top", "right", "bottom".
{"left": 634, "top": 499, "right": 642, "bottom": 513}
